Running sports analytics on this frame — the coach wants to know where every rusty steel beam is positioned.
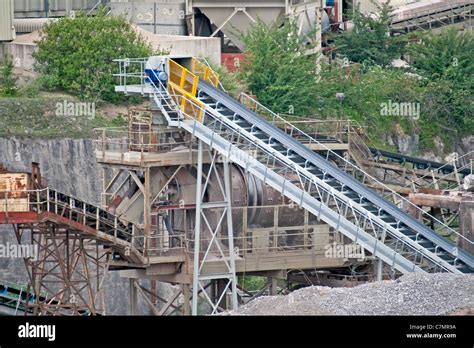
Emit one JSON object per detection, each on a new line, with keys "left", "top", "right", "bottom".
{"left": 14, "top": 223, "right": 109, "bottom": 316}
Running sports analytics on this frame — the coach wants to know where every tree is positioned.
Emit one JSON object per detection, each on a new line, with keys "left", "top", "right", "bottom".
{"left": 0, "top": 55, "right": 18, "bottom": 97}
{"left": 33, "top": 8, "right": 153, "bottom": 102}
{"left": 334, "top": 1, "right": 405, "bottom": 67}
{"left": 407, "top": 28, "right": 473, "bottom": 87}
{"left": 240, "top": 19, "right": 318, "bottom": 116}
{"left": 407, "top": 28, "right": 474, "bottom": 136}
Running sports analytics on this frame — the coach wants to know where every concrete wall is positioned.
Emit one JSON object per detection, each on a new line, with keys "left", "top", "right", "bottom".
{"left": 134, "top": 25, "right": 222, "bottom": 64}
{"left": 0, "top": 27, "right": 221, "bottom": 73}
{"left": 0, "top": 137, "right": 176, "bottom": 315}
{"left": 110, "top": 1, "right": 187, "bottom": 36}
{"left": 0, "top": 42, "right": 37, "bottom": 71}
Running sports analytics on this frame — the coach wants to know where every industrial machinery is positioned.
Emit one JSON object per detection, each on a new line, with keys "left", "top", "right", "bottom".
{"left": 185, "top": 0, "right": 328, "bottom": 52}
{"left": 1, "top": 55, "right": 472, "bottom": 316}
{"left": 110, "top": 55, "right": 472, "bottom": 313}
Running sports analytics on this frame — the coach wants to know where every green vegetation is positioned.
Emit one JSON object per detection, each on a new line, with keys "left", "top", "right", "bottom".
{"left": 407, "top": 28, "right": 473, "bottom": 85}
{"left": 0, "top": 55, "right": 18, "bottom": 97}
{"left": 240, "top": 19, "right": 318, "bottom": 116}
{"left": 235, "top": 7, "right": 473, "bottom": 153}
{"left": 407, "top": 28, "right": 474, "bottom": 142}
{"left": 0, "top": 9, "right": 143, "bottom": 139}
{"left": 33, "top": 8, "right": 153, "bottom": 103}
{"left": 239, "top": 276, "right": 268, "bottom": 292}
{"left": 334, "top": 1, "right": 406, "bottom": 67}
{"left": 312, "top": 65, "right": 424, "bottom": 149}
{"left": 0, "top": 3, "right": 471, "bottom": 151}
{"left": 0, "top": 96, "right": 127, "bottom": 139}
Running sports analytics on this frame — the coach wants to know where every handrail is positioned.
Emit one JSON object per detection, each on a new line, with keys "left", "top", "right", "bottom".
{"left": 165, "top": 93, "right": 463, "bottom": 272}
{"left": 238, "top": 92, "right": 471, "bottom": 245}
{"left": 113, "top": 58, "right": 472, "bottom": 250}
{"left": 392, "top": 1, "right": 472, "bottom": 24}
{"left": 0, "top": 187, "right": 145, "bottom": 252}
{"left": 377, "top": 150, "right": 474, "bottom": 193}
{"left": 191, "top": 57, "right": 221, "bottom": 89}
{"left": 112, "top": 58, "right": 473, "bottom": 273}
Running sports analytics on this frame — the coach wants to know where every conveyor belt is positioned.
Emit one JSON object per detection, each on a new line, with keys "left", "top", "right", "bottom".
{"left": 370, "top": 148, "right": 471, "bottom": 177}
{"left": 195, "top": 81, "right": 473, "bottom": 272}
{"left": 115, "top": 59, "right": 473, "bottom": 274}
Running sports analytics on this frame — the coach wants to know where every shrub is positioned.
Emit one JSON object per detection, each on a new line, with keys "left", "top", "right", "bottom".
{"left": 33, "top": 8, "right": 153, "bottom": 103}
{"left": 240, "top": 19, "right": 318, "bottom": 116}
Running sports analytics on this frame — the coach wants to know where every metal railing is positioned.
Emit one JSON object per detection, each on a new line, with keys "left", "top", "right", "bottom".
{"left": 94, "top": 127, "right": 192, "bottom": 154}
{"left": 399, "top": 151, "right": 474, "bottom": 192}
{"left": 191, "top": 57, "right": 220, "bottom": 88}
{"left": 237, "top": 92, "right": 471, "bottom": 245}
{"left": 0, "top": 188, "right": 145, "bottom": 255}
{"left": 113, "top": 58, "right": 472, "bottom": 273}
{"left": 147, "top": 203, "right": 350, "bottom": 258}
{"left": 391, "top": 1, "right": 473, "bottom": 31}
{"left": 154, "top": 84, "right": 464, "bottom": 272}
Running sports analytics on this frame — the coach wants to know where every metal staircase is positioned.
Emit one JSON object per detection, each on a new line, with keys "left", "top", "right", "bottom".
{"left": 114, "top": 57, "right": 474, "bottom": 275}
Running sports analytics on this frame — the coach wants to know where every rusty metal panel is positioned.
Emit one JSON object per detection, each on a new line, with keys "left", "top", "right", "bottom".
{"left": 0, "top": 173, "right": 30, "bottom": 197}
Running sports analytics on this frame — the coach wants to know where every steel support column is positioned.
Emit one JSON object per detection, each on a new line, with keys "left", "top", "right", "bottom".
{"left": 191, "top": 140, "right": 238, "bottom": 315}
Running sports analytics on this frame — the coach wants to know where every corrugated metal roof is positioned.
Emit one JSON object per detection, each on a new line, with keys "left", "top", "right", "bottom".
{"left": 0, "top": 0, "right": 15, "bottom": 41}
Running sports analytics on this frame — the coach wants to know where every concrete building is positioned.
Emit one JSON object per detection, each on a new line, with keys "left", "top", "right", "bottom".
{"left": 0, "top": 25, "right": 220, "bottom": 73}
{"left": 133, "top": 25, "right": 221, "bottom": 64}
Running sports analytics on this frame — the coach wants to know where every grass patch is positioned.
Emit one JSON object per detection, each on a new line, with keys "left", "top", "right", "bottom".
{"left": 0, "top": 95, "right": 127, "bottom": 139}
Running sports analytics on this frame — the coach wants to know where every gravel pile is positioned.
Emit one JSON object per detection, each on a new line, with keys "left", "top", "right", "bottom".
{"left": 227, "top": 273, "right": 474, "bottom": 315}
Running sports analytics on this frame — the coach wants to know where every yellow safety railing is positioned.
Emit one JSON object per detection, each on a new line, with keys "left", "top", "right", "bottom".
{"left": 168, "top": 60, "right": 204, "bottom": 122}
{"left": 169, "top": 60, "right": 199, "bottom": 95}
{"left": 191, "top": 58, "right": 220, "bottom": 88}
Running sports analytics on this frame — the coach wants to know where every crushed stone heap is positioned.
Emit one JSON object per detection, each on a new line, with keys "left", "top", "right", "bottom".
{"left": 226, "top": 273, "right": 474, "bottom": 315}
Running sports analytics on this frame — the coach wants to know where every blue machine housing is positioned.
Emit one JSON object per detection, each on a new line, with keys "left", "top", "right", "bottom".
{"left": 145, "top": 69, "right": 168, "bottom": 86}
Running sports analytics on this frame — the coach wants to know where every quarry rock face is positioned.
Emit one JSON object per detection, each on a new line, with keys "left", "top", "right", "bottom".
{"left": 0, "top": 137, "right": 171, "bottom": 315}
{"left": 0, "top": 138, "right": 101, "bottom": 204}
{"left": 463, "top": 174, "right": 474, "bottom": 192}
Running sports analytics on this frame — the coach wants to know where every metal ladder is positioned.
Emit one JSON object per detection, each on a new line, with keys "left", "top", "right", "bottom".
{"left": 120, "top": 65, "right": 473, "bottom": 275}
